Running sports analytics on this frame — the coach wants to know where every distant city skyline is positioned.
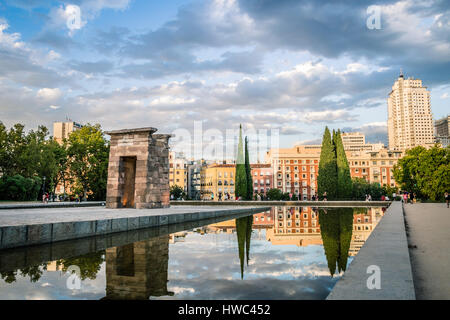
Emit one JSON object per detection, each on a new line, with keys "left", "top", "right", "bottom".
{"left": 0, "top": 0, "right": 449, "bottom": 150}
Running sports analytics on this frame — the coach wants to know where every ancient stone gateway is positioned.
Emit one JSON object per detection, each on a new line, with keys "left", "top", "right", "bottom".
{"left": 105, "top": 127, "right": 171, "bottom": 209}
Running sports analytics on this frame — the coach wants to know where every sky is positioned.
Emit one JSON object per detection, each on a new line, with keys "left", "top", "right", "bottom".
{"left": 0, "top": 0, "right": 449, "bottom": 159}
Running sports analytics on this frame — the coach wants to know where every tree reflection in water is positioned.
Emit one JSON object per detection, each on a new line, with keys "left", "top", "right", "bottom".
{"left": 318, "top": 208, "right": 354, "bottom": 277}
{"left": 235, "top": 215, "right": 253, "bottom": 279}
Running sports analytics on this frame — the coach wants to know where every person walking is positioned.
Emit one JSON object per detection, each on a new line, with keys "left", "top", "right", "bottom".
{"left": 211, "top": 193, "right": 214, "bottom": 201}
{"left": 445, "top": 192, "right": 449, "bottom": 208}
{"left": 403, "top": 192, "right": 408, "bottom": 203}
{"left": 322, "top": 192, "right": 327, "bottom": 201}
{"left": 409, "top": 192, "right": 414, "bottom": 204}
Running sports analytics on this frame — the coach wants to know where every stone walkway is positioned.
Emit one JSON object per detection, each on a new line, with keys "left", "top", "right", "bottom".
{"left": 404, "top": 203, "right": 450, "bottom": 300}
{"left": 0, "top": 206, "right": 262, "bottom": 227}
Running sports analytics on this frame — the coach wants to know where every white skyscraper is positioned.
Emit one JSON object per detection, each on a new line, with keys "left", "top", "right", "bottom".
{"left": 387, "top": 72, "right": 434, "bottom": 151}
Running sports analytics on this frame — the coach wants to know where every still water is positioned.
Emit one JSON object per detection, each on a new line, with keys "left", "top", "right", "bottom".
{"left": 0, "top": 206, "right": 386, "bottom": 300}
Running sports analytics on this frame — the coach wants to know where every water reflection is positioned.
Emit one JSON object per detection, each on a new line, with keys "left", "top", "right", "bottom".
{"left": 104, "top": 236, "right": 173, "bottom": 300}
{"left": 236, "top": 216, "right": 253, "bottom": 279}
{"left": 0, "top": 206, "right": 386, "bottom": 300}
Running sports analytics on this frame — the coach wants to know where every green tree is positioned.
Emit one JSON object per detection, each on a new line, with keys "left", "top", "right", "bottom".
{"left": 266, "top": 188, "right": 282, "bottom": 200}
{"left": 235, "top": 125, "right": 247, "bottom": 200}
{"left": 67, "top": 124, "right": 109, "bottom": 201}
{"left": 351, "top": 177, "right": 384, "bottom": 200}
{"left": 0, "top": 175, "right": 41, "bottom": 201}
{"left": 170, "top": 184, "right": 184, "bottom": 199}
{"left": 244, "top": 136, "right": 253, "bottom": 200}
{"left": 334, "top": 130, "right": 352, "bottom": 199}
{"left": 393, "top": 145, "right": 450, "bottom": 200}
{"left": 1, "top": 123, "right": 27, "bottom": 177}
{"left": 0, "top": 121, "right": 9, "bottom": 175}
{"left": 318, "top": 127, "right": 337, "bottom": 199}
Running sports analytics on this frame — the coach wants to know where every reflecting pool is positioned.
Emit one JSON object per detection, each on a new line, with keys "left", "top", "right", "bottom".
{"left": 0, "top": 206, "right": 387, "bottom": 300}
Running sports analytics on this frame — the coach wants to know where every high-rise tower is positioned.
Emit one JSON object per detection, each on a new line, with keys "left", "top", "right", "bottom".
{"left": 387, "top": 72, "right": 434, "bottom": 150}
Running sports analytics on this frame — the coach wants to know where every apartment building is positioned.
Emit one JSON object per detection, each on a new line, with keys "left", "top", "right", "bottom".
{"left": 435, "top": 115, "right": 450, "bottom": 147}
{"left": 265, "top": 145, "right": 321, "bottom": 200}
{"left": 341, "top": 132, "right": 384, "bottom": 152}
{"left": 53, "top": 121, "right": 83, "bottom": 144}
{"left": 250, "top": 164, "right": 273, "bottom": 196}
{"left": 53, "top": 120, "right": 83, "bottom": 195}
{"left": 387, "top": 73, "right": 434, "bottom": 150}
{"left": 347, "top": 148, "right": 402, "bottom": 187}
{"left": 200, "top": 164, "right": 236, "bottom": 200}
{"left": 169, "top": 151, "right": 188, "bottom": 193}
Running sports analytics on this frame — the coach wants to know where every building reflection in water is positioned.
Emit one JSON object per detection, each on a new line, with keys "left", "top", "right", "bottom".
{"left": 103, "top": 235, "right": 174, "bottom": 300}
{"left": 208, "top": 206, "right": 385, "bottom": 278}
{"left": 102, "top": 206, "right": 386, "bottom": 296}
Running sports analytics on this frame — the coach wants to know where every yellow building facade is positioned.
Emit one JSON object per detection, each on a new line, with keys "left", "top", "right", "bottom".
{"left": 169, "top": 151, "right": 188, "bottom": 193}
{"left": 200, "top": 164, "right": 235, "bottom": 200}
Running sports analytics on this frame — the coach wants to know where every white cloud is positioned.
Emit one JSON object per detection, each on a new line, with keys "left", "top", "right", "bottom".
{"left": 37, "top": 88, "right": 62, "bottom": 101}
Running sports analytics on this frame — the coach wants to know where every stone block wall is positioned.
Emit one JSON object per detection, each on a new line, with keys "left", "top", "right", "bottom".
{"left": 105, "top": 128, "right": 171, "bottom": 209}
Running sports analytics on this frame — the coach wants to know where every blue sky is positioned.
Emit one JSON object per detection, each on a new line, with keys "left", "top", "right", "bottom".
{"left": 0, "top": 0, "right": 449, "bottom": 159}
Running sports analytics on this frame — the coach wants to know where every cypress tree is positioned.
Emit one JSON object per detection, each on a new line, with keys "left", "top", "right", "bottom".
{"left": 318, "top": 127, "right": 337, "bottom": 200}
{"left": 235, "top": 125, "right": 247, "bottom": 200}
{"left": 334, "top": 130, "right": 353, "bottom": 199}
{"left": 244, "top": 136, "right": 253, "bottom": 200}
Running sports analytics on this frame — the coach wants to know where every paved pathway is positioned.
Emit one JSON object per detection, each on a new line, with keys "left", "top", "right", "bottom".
{"left": 404, "top": 203, "right": 450, "bottom": 299}
{"left": 0, "top": 206, "right": 261, "bottom": 227}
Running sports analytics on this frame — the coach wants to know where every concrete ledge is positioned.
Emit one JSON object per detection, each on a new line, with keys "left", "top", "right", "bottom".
{"left": 0, "top": 206, "right": 270, "bottom": 250}
{"left": 327, "top": 201, "right": 415, "bottom": 300}
{"left": 171, "top": 200, "right": 390, "bottom": 207}
{"left": 0, "top": 201, "right": 105, "bottom": 210}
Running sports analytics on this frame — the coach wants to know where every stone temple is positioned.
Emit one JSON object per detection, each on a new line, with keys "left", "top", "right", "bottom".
{"left": 105, "top": 127, "right": 171, "bottom": 209}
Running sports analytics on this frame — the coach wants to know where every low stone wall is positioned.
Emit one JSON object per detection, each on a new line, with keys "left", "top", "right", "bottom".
{"left": 0, "top": 206, "right": 270, "bottom": 250}
{"left": 326, "top": 201, "right": 415, "bottom": 300}
{"left": 171, "top": 200, "right": 390, "bottom": 207}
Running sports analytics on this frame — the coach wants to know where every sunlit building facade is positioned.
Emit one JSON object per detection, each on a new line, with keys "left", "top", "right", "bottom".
{"left": 265, "top": 145, "right": 320, "bottom": 200}
{"left": 387, "top": 74, "right": 434, "bottom": 151}
{"left": 53, "top": 121, "right": 83, "bottom": 145}
{"left": 169, "top": 151, "right": 188, "bottom": 194}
